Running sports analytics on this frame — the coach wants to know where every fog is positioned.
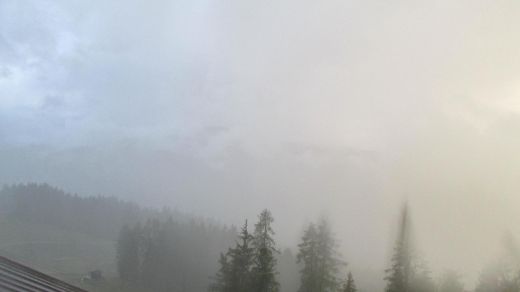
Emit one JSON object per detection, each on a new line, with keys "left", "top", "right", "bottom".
{"left": 2, "top": 0, "right": 520, "bottom": 290}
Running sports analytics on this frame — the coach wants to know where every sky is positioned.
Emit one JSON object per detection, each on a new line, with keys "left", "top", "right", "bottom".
{"left": 2, "top": 0, "right": 520, "bottom": 289}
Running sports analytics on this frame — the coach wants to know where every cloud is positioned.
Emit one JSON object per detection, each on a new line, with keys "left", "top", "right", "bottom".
{"left": 3, "top": 0, "right": 518, "bottom": 152}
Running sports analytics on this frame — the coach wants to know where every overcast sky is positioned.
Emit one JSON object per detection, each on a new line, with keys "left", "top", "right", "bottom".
{"left": 2, "top": 0, "right": 520, "bottom": 288}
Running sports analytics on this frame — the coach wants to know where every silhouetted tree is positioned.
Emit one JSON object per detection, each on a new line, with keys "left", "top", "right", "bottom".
{"left": 227, "top": 220, "right": 255, "bottom": 291}
{"left": 342, "top": 272, "right": 357, "bottom": 292}
{"left": 251, "top": 209, "right": 279, "bottom": 292}
{"left": 297, "top": 219, "right": 343, "bottom": 292}
{"left": 297, "top": 223, "right": 319, "bottom": 292}
{"left": 210, "top": 253, "right": 232, "bottom": 292}
{"left": 385, "top": 203, "right": 436, "bottom": 292}
{"left": 385, "top": 203, "right": 414, "bottom": 292}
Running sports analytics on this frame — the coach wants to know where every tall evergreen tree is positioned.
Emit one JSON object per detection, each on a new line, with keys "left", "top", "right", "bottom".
{"left": 228, "top": 220, "right": 255, "bottom": 292}
{"left": 342, "top": 272, "right": 357, "bottom": 292}
{"left": 210, "top": 253, "right": 232, "bottom": 292}
{"left": 297, "top": 219, "right": 343, "bottom": 292}
{"left": 297, "top": 223, "right": 319, "bottom": 292}
{"left": 251, "top": 209, "right": 279, "bottom": 292}
{"left": 385, "top": 203, "right": 436, "bottom": 292}
{"left": 385, "top": 203, "right": 413, "bottom": 292}
{"left": 211, "top": 218, "right": 273, "bottom": 292}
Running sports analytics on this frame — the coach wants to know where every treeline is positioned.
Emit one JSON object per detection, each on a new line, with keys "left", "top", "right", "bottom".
{"left": 209, "top": 204, "right": 520, "bottom": 292}
{"left": 115, "top": 209, "right": 352, "bottom": 292}
{"left": 210, "top": 210, "right": 280, "bottom": 292}
{"left": 0, "top": 183, "right": 237, "bottom": 290}
{"left": 0, "top": 183, "right": 228, "bottom": 241}
{"left": 473, "top": 234, "right": 520, "bottom": 292}
{"left": 384, "top": 204, "right": 520, "bottom": 292}
{"left": 5, "top": 183, "right": 520, "bottom": 292}
{"left": 116, "top": 216, "right": 236, "bottom": 292}
{"left": 208, "top": 210, "right": 354, "bottom": 292}
{"left": 0, "top": 183, "right": 145, "bottom": 239}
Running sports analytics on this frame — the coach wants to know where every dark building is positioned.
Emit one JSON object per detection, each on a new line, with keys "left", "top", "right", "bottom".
{"left": 0, "top": 256, "right": 86, "bottom": 292}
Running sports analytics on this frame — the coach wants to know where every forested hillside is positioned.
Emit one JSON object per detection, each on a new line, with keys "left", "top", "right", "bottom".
{"left": 0, "top": 183, "right": 146, "bottom": 239}
{"left": 0, "top": 183, "right": 237, "bottom": 291}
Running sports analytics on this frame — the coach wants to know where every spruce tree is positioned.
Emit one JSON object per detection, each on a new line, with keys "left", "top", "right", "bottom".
{"left": 297, "top": 223, "right": 319, "bottom": 292}
{"left": 210, "top": 253, "right": 232, "bottom": 292}
{"left": 315, "top": 219, "right": 342, "bottom": 291}
{"left": 210, "top": 221, "right": 254, "bottom": 292}
{"left": 251, "top": 209, "right": 279, "bottom": 292}
{"left": 342, "top": 272, "right": 357, "bottom": 292}
{"left": 385, "top": 203, "right": 413, "bottom": 292}
{"left": 385, "top": 203, "right": 436, "bottom": 292}
{"left": 228, "top": 220, "right": 255, "bottom": 291}
{"left": 297, "top": 219, "right": 343, "bottom": 292}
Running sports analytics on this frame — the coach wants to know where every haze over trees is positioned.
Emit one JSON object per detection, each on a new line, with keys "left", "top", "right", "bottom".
{"left": 0, "top": 183, "right": 236, "bottom": 291}
{"left": 3, "top": 183, "right": 520, "bottom": 292}
{"left": 385, "top": 203, "right": 436, "bottom": 292}
{"left": 296, "top": 219, "right": 344, "bottom": 292}
{"left": 209, "top": 220, "right": 255, "bottom": 292}
{"left": 342, "top": 272, "right": 357, "bottom": 292}
{"left": 474, "top": 235, "right": 520, "bottom": 292}
{"left": 438, "top": 271, "right": 465, "bottom": 292}
{"left": 210, "top": 209, "right": 280, "bottom": 292}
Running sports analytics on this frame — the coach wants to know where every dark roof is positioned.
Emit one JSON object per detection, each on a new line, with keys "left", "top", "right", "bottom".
{"left": 0, "top": 256, "right": 87, "bottom": 292}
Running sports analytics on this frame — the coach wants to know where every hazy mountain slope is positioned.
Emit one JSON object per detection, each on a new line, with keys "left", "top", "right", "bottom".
{"left": 0, "top": 183, "right": 236, "bottom": 290}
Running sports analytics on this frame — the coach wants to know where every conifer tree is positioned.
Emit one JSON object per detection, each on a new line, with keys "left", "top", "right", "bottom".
{"left": 385, "top": 203, "right": 436, "bottom": 292}
{"left": 297, "top": 223, "right": 319, "bottom": 292}
{"left": 228, "top": 220, "right": 255, "bottom": 291}
{"left": 210, "top": 253, "right": 232, "bottom": 292}
{"left": 251, "top": 209, "right": 279, "bottom": 292}
{"left": 297, "top": 219, "right": 343, "bottom": 292}
{"left": 342, "top": 272, "right": 357, "bottom": 292}
{"left": 315, "top": 219, "right": 342, "bottom": 291}
{"left": 385, "top": 203, "right": 413, "bottom": 292}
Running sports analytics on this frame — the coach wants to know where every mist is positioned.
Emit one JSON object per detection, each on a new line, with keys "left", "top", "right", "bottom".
{"left": 2, "top": 0, "right": 520, "bottom": 291}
